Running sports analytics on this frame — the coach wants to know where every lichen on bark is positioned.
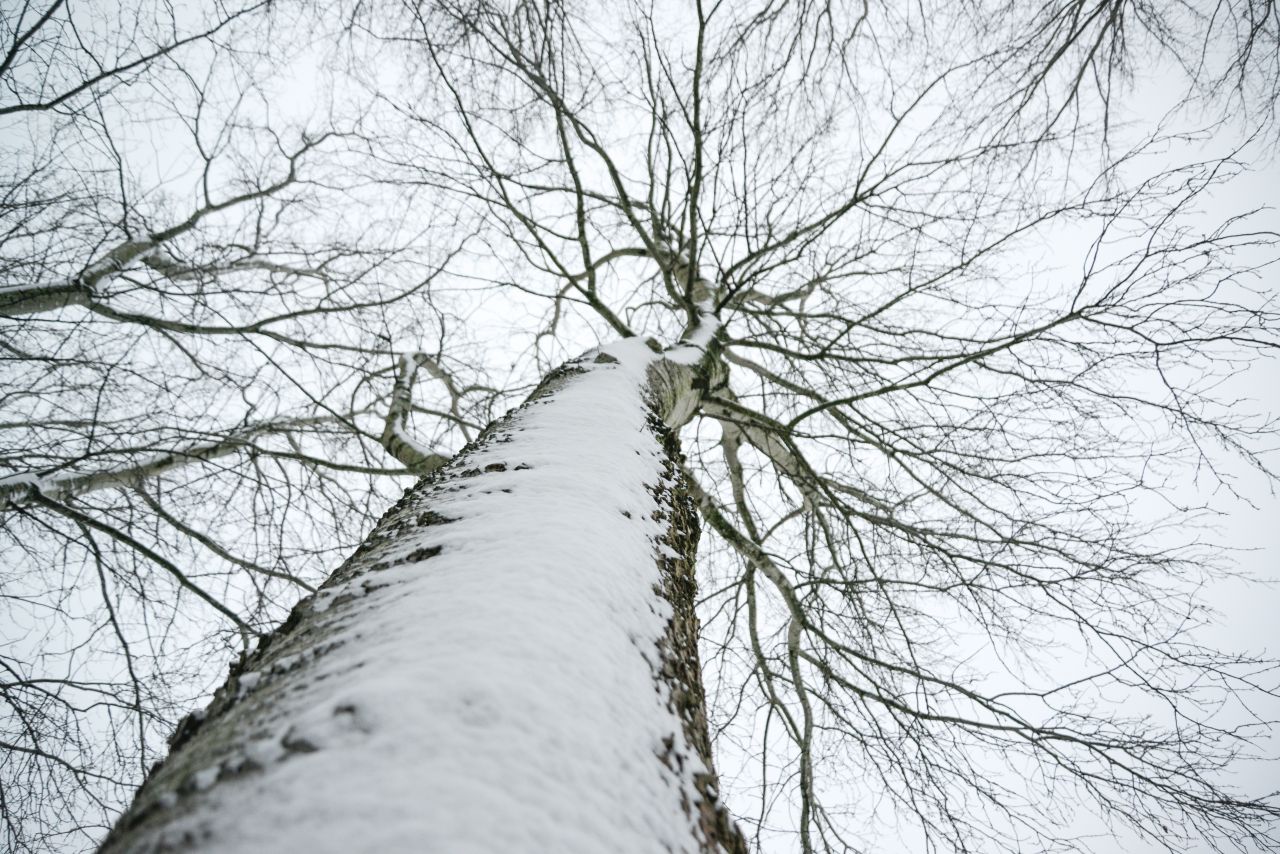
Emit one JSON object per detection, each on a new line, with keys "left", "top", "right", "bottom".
{"left": 648, "top": 413, "right": 750, "bottom": 854}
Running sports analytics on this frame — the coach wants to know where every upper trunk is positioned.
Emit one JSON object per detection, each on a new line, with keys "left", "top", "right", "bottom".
{"left": 99, "top": 338, "right": 745, "bottom": 854}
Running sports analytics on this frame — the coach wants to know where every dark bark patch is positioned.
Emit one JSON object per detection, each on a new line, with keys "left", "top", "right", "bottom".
{"left": 331, "top": 703, "right": 372, "bottom": 734}
{"left": 167, "top": 710, "right": 206, "bottom": 752}
{"left": 281, "top": 728, "right": 319, "bottom": 755}
{"left": 646, "top": 413, "right": 750, "bottom": 854}
{"left": 403, "top": 544, "right": 443, "bottom": 563}
{"left": 416, "top": 510, "right": 457, "bottom": 527}
{"left": 367, "top": 544, "right": 442, "bottom": 572}
{"left": 223, "top": 755, "right": 264, "bottom": 778}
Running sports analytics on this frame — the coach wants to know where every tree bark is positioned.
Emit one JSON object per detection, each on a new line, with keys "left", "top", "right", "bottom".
{"left": 98, "top": 340, "right": 746, "bottom": 854}
{"left": 0, "top": 239, "right": 155, "bottom": 317}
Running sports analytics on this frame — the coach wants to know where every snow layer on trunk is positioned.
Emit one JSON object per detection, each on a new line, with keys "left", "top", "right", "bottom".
{"left": 110, "top": 338, "right": 712, "bottom": 853}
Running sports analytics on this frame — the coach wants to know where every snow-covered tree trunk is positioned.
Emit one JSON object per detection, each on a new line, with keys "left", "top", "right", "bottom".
{"left": 98, "top": 338, "right": 745, "bottom": 853}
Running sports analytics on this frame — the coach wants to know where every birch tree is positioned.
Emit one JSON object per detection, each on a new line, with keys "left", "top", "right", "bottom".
{"left": 5, "top": 0, "right": 1280, "bottom": 852}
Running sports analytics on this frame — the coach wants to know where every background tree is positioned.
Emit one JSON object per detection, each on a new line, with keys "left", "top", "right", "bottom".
{"left": 4, "top": 0, "right": 1280, "bottom": 851}
{"left": 0, "top": 2, "right": 490, "bottom": 849}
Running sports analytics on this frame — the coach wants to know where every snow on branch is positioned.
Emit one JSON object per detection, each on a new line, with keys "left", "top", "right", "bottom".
{"left": 0, "top": 415, "right": 341, "bottom": 507}
{"left": 1, "top": 133, "right": 333, "bottom": 317}
{"left": 379, "top": 353, "right": 454, "bottom": 474}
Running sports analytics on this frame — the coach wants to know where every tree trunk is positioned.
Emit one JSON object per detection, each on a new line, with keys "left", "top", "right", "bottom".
{"left": 98, "top": 339, "right": 746, "bottom": 854}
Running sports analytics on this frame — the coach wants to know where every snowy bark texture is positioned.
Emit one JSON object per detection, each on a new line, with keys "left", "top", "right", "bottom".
{"left": 99, "top": 339, "right": 745, "bottom": 854}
